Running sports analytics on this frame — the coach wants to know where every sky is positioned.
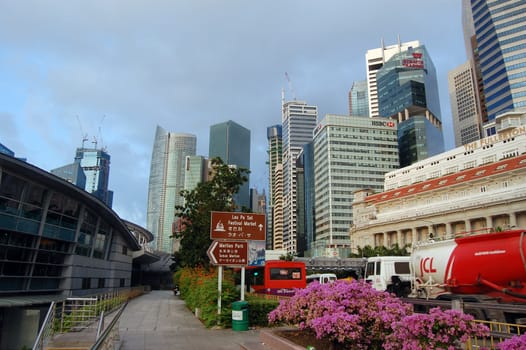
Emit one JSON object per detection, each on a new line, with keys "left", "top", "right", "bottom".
{"left": 0, "top": 1, "right": 466, "bottom": 228}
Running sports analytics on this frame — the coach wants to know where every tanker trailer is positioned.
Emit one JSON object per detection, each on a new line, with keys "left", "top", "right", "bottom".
{"left": 366, "top": 229, "right": 526, "bottom": 322}
{"left": 411, "top": 229, "right": 526, "bottom": 302}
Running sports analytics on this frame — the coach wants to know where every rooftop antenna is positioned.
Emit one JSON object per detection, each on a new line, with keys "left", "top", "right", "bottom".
{"left": 76, "top": 115, "right": 89, "bottom": 148}
{"left": 284, "top": 72, "right": 296, "bottom": 101}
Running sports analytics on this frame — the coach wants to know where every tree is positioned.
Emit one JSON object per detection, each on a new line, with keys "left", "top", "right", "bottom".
{"left": 173, "top": 157, "right": 250, "bottom": 268}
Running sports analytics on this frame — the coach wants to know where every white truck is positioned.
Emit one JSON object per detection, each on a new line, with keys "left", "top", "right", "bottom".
{"left": 364, "top": 256, "right": 412, "bottom": 297}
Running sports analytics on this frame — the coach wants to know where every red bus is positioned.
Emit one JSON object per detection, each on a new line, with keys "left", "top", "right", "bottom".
{"left": 246, "top": 260, "right": 306, "bottom": 296}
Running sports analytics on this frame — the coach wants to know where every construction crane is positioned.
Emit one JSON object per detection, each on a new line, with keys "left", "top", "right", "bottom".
{"left": 76, "top": 115, "right": 89, "bottom": 148}
{"left": 284, "top": 72, "right": 297, "bottom": 101}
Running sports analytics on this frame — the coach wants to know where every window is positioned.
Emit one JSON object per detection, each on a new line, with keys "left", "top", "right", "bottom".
{"left": 120, "top": 278, "right": 125, "bottom": 287}
{"left": 98, "top": 278, "right": 105, "bottom": 288}
{"left": 82, "top": 278, "right": 91, "bottom": 289}
{"left": 122, "top": 246, "right": 128, "bottom": 255}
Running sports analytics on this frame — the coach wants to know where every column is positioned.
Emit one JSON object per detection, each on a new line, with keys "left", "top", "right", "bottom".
{"left": 509, "top": 212, "right": 517, "bottom": 229}
{"left": 485, "top": 216, "right": 493, "bottom": 230}
{"left": 445, "top": 222, "right": 452, "bottom": 238}
{"left": 464, "top": 219, "right": 471, "bottom": 234}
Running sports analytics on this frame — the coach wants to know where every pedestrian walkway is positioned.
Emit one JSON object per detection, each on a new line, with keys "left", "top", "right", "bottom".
{"left": 119, "top": 290, "right": 263, "bottom": 350}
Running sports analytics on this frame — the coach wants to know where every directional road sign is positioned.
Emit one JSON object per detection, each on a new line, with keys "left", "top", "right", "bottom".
{"left": 207, "top": 240, "right": 248, "bottom": 266}
{"left": 210, "top": 211, "right": 266, "bottom": 241}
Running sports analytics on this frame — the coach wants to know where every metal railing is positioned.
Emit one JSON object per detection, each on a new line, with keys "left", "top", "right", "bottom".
{"left": 91, "top": 302, "right": 128, "bottom": 350}
{"left": 32, "top": 286, "right": 145, "bottom": 350}
{"left": 32, "top": 301, "right": 56, "bottom": 350}
{"left": 468, "top": 320, "right": 526, "bottom": 349}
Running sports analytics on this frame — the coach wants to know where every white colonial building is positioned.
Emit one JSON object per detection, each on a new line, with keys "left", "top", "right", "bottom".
{"left": 351, "top": 108, "right": 526, "bottom": 250}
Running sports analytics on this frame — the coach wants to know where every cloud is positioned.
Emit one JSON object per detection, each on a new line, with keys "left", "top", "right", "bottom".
{"left": 0, "top": 1, "right": 465, "bottom": 225}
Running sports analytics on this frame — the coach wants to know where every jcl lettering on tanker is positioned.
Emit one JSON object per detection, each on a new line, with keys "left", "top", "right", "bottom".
{"left": 420, "top": 257, "right": 437, "bottom": 275}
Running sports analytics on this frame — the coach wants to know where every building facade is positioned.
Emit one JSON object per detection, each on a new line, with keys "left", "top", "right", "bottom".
{"left": 349, "top": 80, "right": 369, "bottom": 117}
{"left": 146, "top": 126, "right": 196, "bottom": 253}
{"left": 51, "top": 146, "right": 112, "bottom": 207}
{"left": 351, "top": 108, "right": 526, "bottom": 251}
{"left": 209, "top": 120, "right": 251, "bottom": 209}
{"left": 184, "top": 155, "right": 208, "bottom": 191}
{"left": 376, "top": 44, "right": 444, "bottom": 167}
{"left": 0, "top": 153, "right": 141, "bottom": 348}
{"left": 466, "top": 0, "right": 526, "bottom": 124}
{"left": 266, "top": 125, "right": 282, "bottom": 250}
{"left": 297, "top": 142, "right": 315, "bottom": 255}
{"left": 448, "top": 60, "right": 484, "bottom": 146}
{"left": 312, "top": 115, "right": 399, "bottom": 258}
{"left": 271, "top": 163, "right": 284, "bottom": 250}
{"left": 366, "top": 39, "right": 421, "bottom": 118}
{"left": 282, "top": 100, "right": 318, "bottom": 253}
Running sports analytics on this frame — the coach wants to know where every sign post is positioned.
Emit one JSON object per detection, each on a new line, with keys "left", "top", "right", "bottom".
{"left": 208, "top": 211, "right": 266, "bottom": 315}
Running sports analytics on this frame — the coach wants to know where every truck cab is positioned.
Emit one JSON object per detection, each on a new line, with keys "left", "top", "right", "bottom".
{"left": 365, "top": 256, "right": 411, "bottom": 297}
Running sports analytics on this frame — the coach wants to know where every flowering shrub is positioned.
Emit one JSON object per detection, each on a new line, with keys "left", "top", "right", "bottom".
{"left": 385, "top": 307, "right": 490, "bottom": 350}
{"left": 497, "top": 333, "right": 526, "bottom": 350}
{"left": 268, "top": 280, "right": 412, "bottom": 349}
{"left": 268, "top": 281, "right": 491, "bottom": 349}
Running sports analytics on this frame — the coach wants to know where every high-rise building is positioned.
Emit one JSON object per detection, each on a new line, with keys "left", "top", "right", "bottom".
{"left": 266, "top": 125, "right": 282, "bottom": 249}
{"left": 72, "top": 147, "right": 113, "bottom": 207}
{"left": 349, "top": 80, "right": 369, "bottom": 117}
{"left": 366, "top": 39, "right": 421, "bottom": 118}
{"left": 313, "top": 115, "right": 399, "bottom": 258}
{"left": 464, "top": 0, "right": 526, "bottom": 128}
{"left": 51, "top": 163, "right": 86, "bottom": 190}
{"left": 184, "top": 155, "right": 207, "bottom": 191}
{"left": 146, "top": 126, "right": 196, "bottom": 253}
{"left": 448, "top": 60, "right": 483, "bottom": 146}
{"left": 271, "top": 163, "right": 284, "bottom": 250}
{"left": 297, "top": 142, "right": 315, "bottom": 256}
{"left": 282, "top": 100, "right": 317, "bottom": 253}
{"left": 209, "top": 120, "right": 251, "bottom": 210}
{"left": 461, "top": 0, "right": 489, "bottom": 128}
{"left": 376, "top": 44, "right": 444, "bottom": 167}
{"left": 0, "top": 142, "right": 14, "bottom": 157}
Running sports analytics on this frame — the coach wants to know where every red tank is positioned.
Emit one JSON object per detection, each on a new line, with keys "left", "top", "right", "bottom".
{"left": 411, "top": 229, "right": 526, "bottom": 302}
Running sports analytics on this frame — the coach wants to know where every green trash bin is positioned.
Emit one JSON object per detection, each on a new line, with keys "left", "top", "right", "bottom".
{"left": 232, "top": 300, "right": 249, "bottom": 331}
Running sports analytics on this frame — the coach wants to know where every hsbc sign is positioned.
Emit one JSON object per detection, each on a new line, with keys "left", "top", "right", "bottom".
{"left": 371, "top": 120, "right": 396, "bottom": 128}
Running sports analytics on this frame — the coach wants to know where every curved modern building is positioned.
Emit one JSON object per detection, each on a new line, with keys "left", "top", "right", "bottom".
{"left": 0, "top": 152, "right": 143, "bottom": 348}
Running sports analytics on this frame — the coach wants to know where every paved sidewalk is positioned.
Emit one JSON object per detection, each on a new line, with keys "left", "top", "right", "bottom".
{"left": 119, "top": 290, "right": 262, "bottom": 350}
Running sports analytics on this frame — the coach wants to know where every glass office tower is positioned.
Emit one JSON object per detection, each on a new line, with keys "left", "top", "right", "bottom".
{"left": 466, "top": 0, "right": 526, "bottom": 129}
{"left": 377, "top": 44, "right": 444, "bottom": 167}
{"left": 74, "top": 147, "right": 113, "bottom": 207}
{"left": 147, "top": 126, "right": 196, "bottom": 253}
{"left": 209, "top": 120, "right": 251, "bottom": 210}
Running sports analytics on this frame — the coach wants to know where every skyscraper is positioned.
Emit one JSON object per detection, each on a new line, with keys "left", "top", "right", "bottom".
{"left": 376, "top": 44, "right": 444, "bottom": 166}
{"left": 209, "top": 120, "right": 251, "bottom": 210}
{"left": 448, "top": 60, "right": 483, "bottom": 146}
{"left": 349, "top": 80, "right": 369, "bottom": 117}
{"left": 147, "top": 126, "right": 196, "bottom": 253}
{"left": 184, "top": 155, "right": 207, "bottom": 191}
{"left": 464, "top": 0, "right": 526, "bottom": 128}
{"left": 266, "top": 125, "right": 283, "bottom": 250}
{"left": 282, "top": 100, "right": 317, "bottom": 253}
{"left": 313, "top": 115, "right": 399, "bottom": 258}
{"left": 366, "top": 39, "right": 421, "bottom": 117}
